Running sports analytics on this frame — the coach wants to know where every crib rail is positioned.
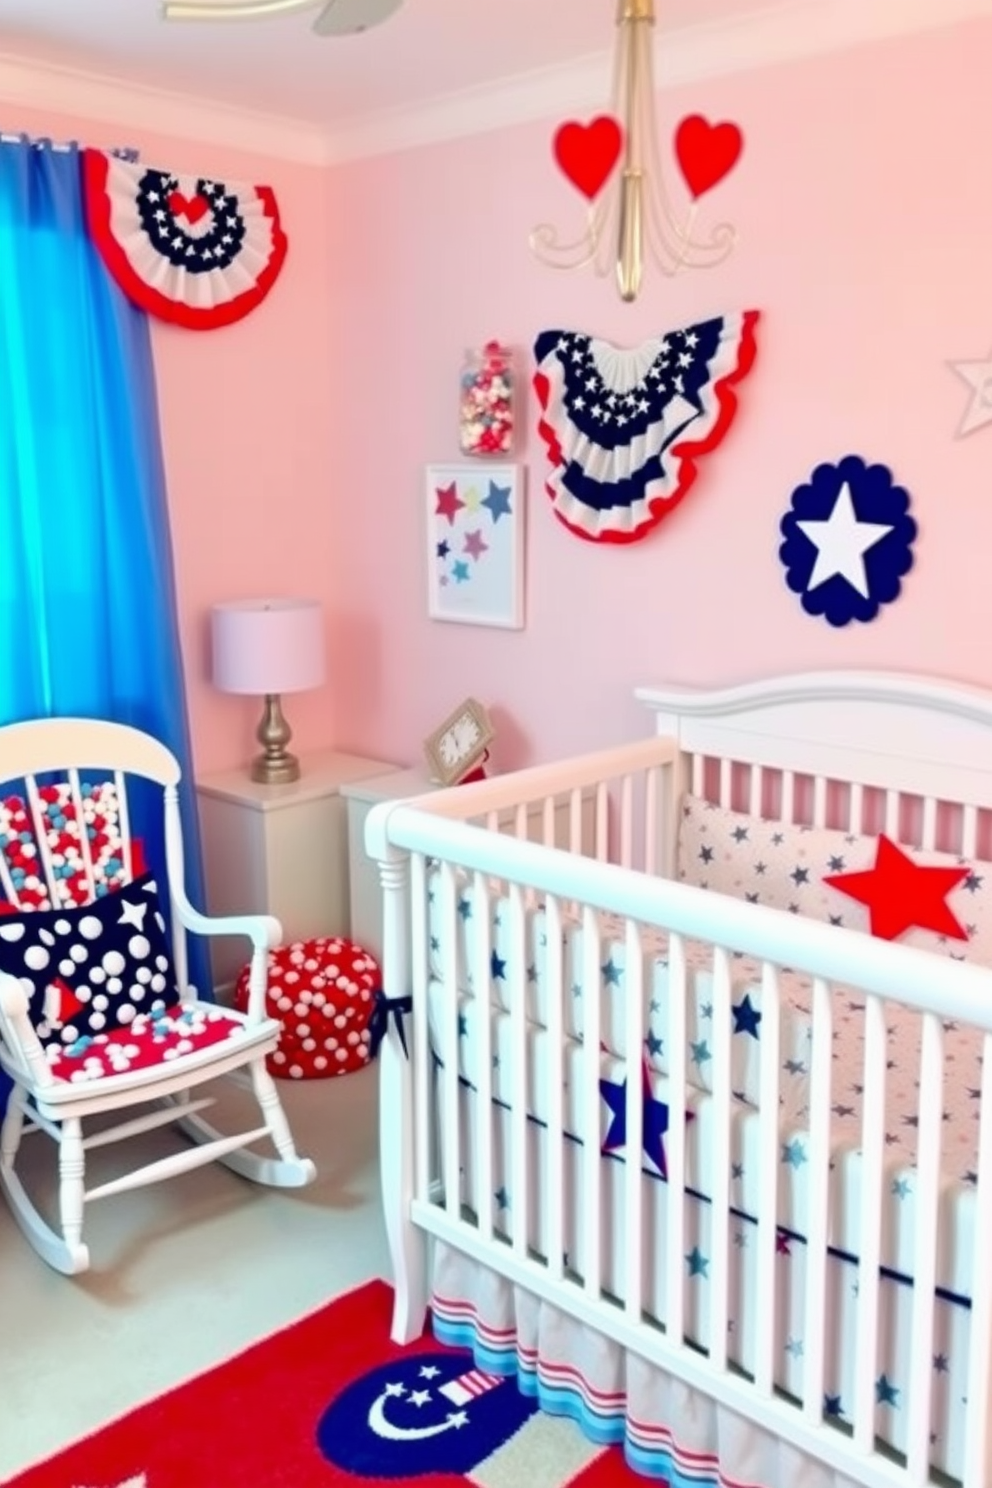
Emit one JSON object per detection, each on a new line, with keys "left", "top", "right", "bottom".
{"left": 372, "top": 801, "right": 992, "bottom": 1488}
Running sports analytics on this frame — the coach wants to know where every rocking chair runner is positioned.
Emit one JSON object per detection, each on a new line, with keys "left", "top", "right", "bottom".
{"left": 0, "top": 716, "right": 315, "bottom": 1275}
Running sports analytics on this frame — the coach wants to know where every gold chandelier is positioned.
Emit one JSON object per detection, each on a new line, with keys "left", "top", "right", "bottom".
{"left": 530, "top": 0, "right": 741, "bottom": 303}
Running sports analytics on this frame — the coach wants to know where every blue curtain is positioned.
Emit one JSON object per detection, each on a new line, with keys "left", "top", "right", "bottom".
{"left": 0, "top": 138, "right": 211, "bottom": 1110}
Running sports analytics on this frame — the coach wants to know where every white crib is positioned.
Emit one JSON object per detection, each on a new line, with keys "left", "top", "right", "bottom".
{"left": 364, "top": 671, "right": 992, "bottom": 1488}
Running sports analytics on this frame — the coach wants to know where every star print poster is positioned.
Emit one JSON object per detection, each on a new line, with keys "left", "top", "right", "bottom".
{"left": 426, "top": 464, "right": 524, "bottom": 630}
{"left": 778, "top": 454, "right": 917, "bottom": 626}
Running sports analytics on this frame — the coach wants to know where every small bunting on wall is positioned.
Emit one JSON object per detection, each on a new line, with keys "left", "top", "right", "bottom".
{"left": 532, "top": 313, "right": 759, "bottom": 543}
{"left": 82, "top": 151, "right": 287, "bottom": 330}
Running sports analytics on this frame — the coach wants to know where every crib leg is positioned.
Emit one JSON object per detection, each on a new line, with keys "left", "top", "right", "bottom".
{"left": 380, "top": 1028, "right": 429, "bottom": 1344}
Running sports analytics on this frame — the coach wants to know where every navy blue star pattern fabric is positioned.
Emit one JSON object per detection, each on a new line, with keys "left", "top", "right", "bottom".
{"left": 532, "top": 312, "right": 758, "bottom": 543}
{"left": 83, "top": 150, "right": 288, "bottom": 330}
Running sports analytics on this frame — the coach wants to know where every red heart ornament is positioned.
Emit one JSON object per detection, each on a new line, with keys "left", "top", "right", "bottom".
{"left": 674, "top": 114, "right": 743, "bottom": 199}
{"left": 168, "top": 190, "right": 211, "bottom": 225}
{"left": 553, "top": 115, "right": 624, "bottom": 201}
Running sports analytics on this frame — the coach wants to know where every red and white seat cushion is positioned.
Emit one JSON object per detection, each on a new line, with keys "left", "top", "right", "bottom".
{"left": 234, "top": 936, "right": 381, "bottom": 1080}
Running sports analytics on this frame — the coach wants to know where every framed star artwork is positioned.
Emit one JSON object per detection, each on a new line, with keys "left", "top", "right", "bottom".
{"left": 425, "top": 464, "right": 525, "bottom": 630}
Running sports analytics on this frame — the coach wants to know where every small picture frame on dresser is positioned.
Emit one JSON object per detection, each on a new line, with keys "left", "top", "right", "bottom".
{"left": 425, "top": 463, "right": 524, "bottom": 630}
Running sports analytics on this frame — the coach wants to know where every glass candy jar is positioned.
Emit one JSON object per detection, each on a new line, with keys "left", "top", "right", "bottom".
{"left": 459, "top": 341, "right": 515, "bottom": 457}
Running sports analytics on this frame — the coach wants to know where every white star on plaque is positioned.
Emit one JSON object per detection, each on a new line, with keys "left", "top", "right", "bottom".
{"left": 796, "top": 483, "right": 893, "bottom": 598}
{"left": 949, "top": 349, "right": 992, "bottom": 437}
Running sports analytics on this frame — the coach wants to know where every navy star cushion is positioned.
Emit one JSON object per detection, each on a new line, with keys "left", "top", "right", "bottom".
{"left": 0, "top": 873, "right": 180, "bottom": 1051}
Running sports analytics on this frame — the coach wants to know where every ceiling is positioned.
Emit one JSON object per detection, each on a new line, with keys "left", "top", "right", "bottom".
{"left": 0, "top": 0, "right": 984, "bottom": 158}
{"left": 0, "top": 0, "right": 824, "bottom": 132}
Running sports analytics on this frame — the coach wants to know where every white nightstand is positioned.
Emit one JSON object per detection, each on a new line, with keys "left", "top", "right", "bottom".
{"left": 341, "top": 767, "right": 438, "bottom": 965}
{"left": 341, "top": 766, "right": 597, "bottom": 964}
{"left": 195, "top": 748, "right": 398, "bottom": 992}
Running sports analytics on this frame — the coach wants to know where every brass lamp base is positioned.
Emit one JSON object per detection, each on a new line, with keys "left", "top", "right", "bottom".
{"left": 250, "top": 692, "right": 300, "bottom": 784}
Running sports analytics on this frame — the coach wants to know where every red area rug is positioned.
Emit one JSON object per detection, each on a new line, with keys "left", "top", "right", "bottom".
{"left": 9, "top": 1279, "right": 643, "bottom": 1488}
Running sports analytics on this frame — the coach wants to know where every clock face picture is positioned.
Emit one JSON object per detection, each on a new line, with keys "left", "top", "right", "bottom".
{"left": 424, "top": 698, "right": 495, "bottom": 785}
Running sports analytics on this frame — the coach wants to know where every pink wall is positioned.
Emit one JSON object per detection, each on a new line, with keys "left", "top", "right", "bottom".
{"left": 10, "top": 13, "right": 992, "bottom": 780}
{"left": 4, "top": 102, "right": 336, "bottom": 775}
{"left": 324, "top": 14, "right": 992, "bottom": 774}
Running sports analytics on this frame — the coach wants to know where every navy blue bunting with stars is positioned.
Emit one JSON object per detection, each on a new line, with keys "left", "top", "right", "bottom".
{"left": 532, "top": 312, "right": 759, "bottom": 544}
{"left": 83, "top": 150, "right": 288, "bottom": 330}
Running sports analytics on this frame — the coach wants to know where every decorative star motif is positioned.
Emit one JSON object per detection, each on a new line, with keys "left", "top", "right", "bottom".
{"left": 482, "top": 481, "right": 512, "bottom": 522}
{"left": 875, "top": 1374, "right": 900, "bottom": 1407}
{"left": 117, "top": 897, "right": 148, "bottom": 930}
{"left": 686, "top": 1245, "right": 709, "bottom": 1277}
{"left": 824, "top": 834, "right": 969, "bottom": 941}
{"left": 949, "top": 349, "right": 992, "bottom": 437}
{"left": 600, "top": 1057, "right": 692, "bottom": 1180}
{"left": 732, "top": 993, "right": 761, "bottom": 1038}
{"left": 451, "top": 560, "right": 470, "bottom": 583}
{"left": 461, "top": 484, "right": 482, "bottom": 511}
{"left": 463, "top": 529, "right": 489, "bottom": 561}
{"left": 490, "top": 950, "right": 506, "bottom": 980}
{"left": 436, "top": 539, "right": 450, "bottom": 559}
{"left": 434, "top": 481, "right": 464, "bottom": 525}
{"left": 796, "top": 482, "right": 892, "bottom": 598}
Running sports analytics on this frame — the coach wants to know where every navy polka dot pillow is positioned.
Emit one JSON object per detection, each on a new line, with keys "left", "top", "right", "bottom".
{"left": 0, "top": 873, "right": 180, "bottom": 1053}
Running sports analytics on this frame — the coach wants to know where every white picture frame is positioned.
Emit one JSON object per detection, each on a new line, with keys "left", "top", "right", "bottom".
{"left": 425, "top": 463, "right": 525, "bottom": 630}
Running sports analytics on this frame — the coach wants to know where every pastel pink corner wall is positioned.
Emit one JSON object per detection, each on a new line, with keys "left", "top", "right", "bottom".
{"left": 2, "top": 101, "right": 336, "bottom": 775}
{"left": 323, "top": 15, "right": 992, "bottom": 774}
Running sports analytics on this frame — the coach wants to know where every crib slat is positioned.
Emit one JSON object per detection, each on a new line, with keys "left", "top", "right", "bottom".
{"left": 582, "top": 907, "right": 603, "bottom": 1301}
{"left": 719, "top": 757, "right": 732, "bottom": 809}
{"left": 644, "top": 767, "right": 659, "bottom": 876}
{"left": 542, "top": 795, "right": 556, "bottom": 849}
{"left": 569, "top": 788, "right": 583, "bottom": 856}
{"left": 410, "top": 854, "right": 431, "bottom": 1206}
{"left": 623, "top": 919, "right": 644, "bottom": 1324}
{"left": 691, "top": 753, "right": 704, "bottom": 797}
{"left": 884, "top": 789, "right": 899, "bottom": 838}
{"left": 665, "top": 931, "right": 688, "bottom": 1346}
{"left": 545, "top": 895, "right": 566, "bottom": 1281}
{"left": 962, "top": 803, "right": 978, "bottom": 858}
{"left": 781, "top": 770, "right": 795, "bottom": 824}
{"left": 620, "top": 775, "right": 634, "bottom": 869}
{"left": 439, "top": 862, "right": 462, "bottom": 1223}
{"left": 514, "top": 803, "right": 528, "bottom": 842}
{"left": 509, "top": 883, "right": 529, "bottom": 1260}
{"left": 905, "top": 1013, "right": 943, "bottom": 1482}
{"left": 595, "top": 784, "right": 609, "bottom": 862}
{"left": 755, "top": 962, "right": 782, "bottom": 1397}
{"left": 802, "top": 976, "right": 833, "bottom": 1425}
{"left": 920, "top": 795, "right": 938, "bottom": 851}
{"left": 964, "top": 1031, "right": 992, "bottom": 1488}
{"left": 709, "top": 946, "right": 733, "bottom": 1371}
{"left": 812, "top": 774, "right": 827, "bottom": 828}
{"left": 849, "top": 781, "right": 864, "bottom": 835}
{"left": 749, "top": 765, "right": 762, "bottom": 817}
{"left": 471, "top": 869, "right": 494, "bottom": 1243}
{"left": 852, "top": 992, "right": 887, "bottom": 1453}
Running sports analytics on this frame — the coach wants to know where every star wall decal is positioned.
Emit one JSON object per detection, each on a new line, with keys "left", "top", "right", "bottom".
{"left": 824, "top": 834, "right": 969, "bottom": 942}
{"left": 795, "top": 483, "right": 892, "bottom": 599}
{"left": 948, "top": 348, "right": 992, "bottom": 437}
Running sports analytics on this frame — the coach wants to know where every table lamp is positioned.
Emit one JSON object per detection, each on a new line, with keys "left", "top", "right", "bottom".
{"left": 211, "top": 598, "right": 325, "bottom": 785}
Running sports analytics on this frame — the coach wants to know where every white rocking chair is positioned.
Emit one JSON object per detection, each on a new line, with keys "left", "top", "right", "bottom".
{"left": 0, "top": 716, "right": 315, "bottom": 1275}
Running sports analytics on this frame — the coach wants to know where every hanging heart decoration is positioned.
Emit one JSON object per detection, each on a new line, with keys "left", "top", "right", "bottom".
{"left": 675, "top": 114, "right": 744, "bottom": 199}
{"left": 167, "top": 189, "right": 210, "bottom": 225}
{"left": 553, "top": 115, "right": 624, "bottom": 200}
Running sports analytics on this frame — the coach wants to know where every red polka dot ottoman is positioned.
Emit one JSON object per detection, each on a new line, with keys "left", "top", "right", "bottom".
{"left": 233, "top": 936, "right": 380, "bottom": 1080}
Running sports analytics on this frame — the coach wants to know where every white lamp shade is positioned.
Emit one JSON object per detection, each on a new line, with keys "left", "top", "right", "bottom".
{"left": 211, "top": 598, "right": 326, "bottom": 696}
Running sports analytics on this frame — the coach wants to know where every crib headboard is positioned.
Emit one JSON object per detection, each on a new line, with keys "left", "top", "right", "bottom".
{"left": 636, "top": 670, "right": 992, "bottom": 860}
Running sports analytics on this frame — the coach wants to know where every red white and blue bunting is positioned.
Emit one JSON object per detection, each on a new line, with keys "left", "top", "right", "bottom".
{"left": 82, "top": 150, "right": 287, "bottom": 330}
{"left": 533, "top": 312, "right": 759, "bottom": 543}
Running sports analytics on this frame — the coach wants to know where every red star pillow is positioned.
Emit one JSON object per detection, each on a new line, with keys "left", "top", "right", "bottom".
{"left": 823, "top": 834, "right": 969, "bottom": 942}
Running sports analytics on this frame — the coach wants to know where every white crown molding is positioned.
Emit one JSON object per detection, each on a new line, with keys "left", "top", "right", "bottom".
{"left": 321, "top": 0, "right": 992, "bottom": 164}
{"left": 1, "top": 0, "right": 990, "bottom": 167}
{"left": 0, "top": 50, "right": 329, "bottom": 166}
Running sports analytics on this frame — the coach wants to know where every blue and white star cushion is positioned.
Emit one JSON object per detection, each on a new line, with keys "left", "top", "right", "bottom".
{"left": 83, "top": 150, "right": 288, "bottom": 330}
{"left": 532, "top": 313, "right": 759, "bottom": 543}
{"left": 677, "top": 795, "right": 992, "bottom": 963}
